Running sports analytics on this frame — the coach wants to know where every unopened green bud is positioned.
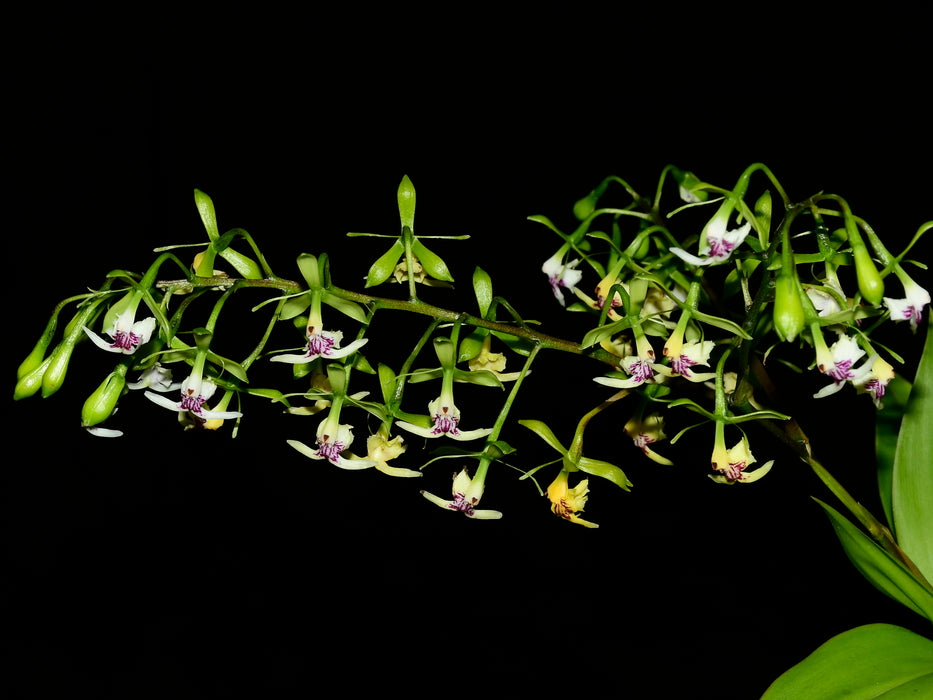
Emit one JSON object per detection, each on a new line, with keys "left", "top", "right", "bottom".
{"left": 754, "top": 190, "right": 772, "bottom": 237}
{"left": 397, "top": 175, "right": 416, "bottom": 230}
{"left": 773, "top": 273, "right": 806, "bottom": 342}
{"left": 852, "top": 244, "right": 885, "bottom": 305}
{"left": 14, "top": 355, "right": 53, "bottom": 401}
{"left": 844, "top": 217, "right": 885, "bottom": 305}
{"left": 671, "top": 167, "right": 708, "bottom": 203}
{"left": 41, "top": 342, "right": 77, "bottom": 398}
{"left": 573, "top": 192, "right": 598, "bottom": 220}
{"left": 81, "top": 365, "right": 128, "bottom": 428}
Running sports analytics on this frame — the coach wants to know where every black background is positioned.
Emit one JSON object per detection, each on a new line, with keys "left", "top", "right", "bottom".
{"left": 6, "top": 11, "right": 932, "bottom": 699}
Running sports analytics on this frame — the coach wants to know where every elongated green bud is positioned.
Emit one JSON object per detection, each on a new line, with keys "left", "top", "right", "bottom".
{"left": 773, "top": 272, "right": 806, "bottom": 342}
{"left": 398, "top": 175, "right": 416, "bottom": 231}
{"left": 81, "top": 365, "right": 128, "bottom": 428}
{"left": 14, "top": 356, "right": 53, "bottom": 401}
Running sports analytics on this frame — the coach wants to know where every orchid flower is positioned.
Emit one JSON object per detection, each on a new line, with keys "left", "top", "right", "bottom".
{"left": 542, "top": 248, "right": 583, "bottom": 306}
{"left": 813, "top": 331, "right": 867, "bottom": 399}
{"left": 883, "top": 273, "right": 931, "bottom": 332}
{"left": 670, "top": 196, "right": 752, "bottom": 266}
{"left": 396, "top": 338, "right": 493, "bottom": 441}
{"left": 593, "top": 327, "right": 657, "bottom": 390}
{"left": 270, "top": 286, "right": 367, "bottom": 364}
{"left": 127, "top": 363, "right": 180, "bottom": 392}
{"left": 421, "top": 468, "right": 502, "bottom": 519}
{"left": 366, "top": 427, "right": 421, "bottom": 478}
{"left": 286, "top": 364, "right": 377, "bottom": 470}
{"left": 83, "top": 288, "right": 158, "bottom": 355}
{"left": 546, "top": 470, "right": 598, "bottom": 528}
{"left": 144, "top": 372, "right": 243, "bottom": 424}
{"left": 623, "top": 413, "right": 673, "bottom": 465}
{"left": 708, "top": 424, "right": 773, "bottom": 485}
{"left": 850, "top": 354, "right": 896, "bottom": 408}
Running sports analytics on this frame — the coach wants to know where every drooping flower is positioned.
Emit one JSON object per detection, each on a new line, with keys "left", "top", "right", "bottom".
{"left": 83, "top": 310, "right": 157, "bottom": 355}
{"left": 396, "top": 393, "right": 493, "bottom": 441}
{"left": 421, "top": 468, "right": 502, "bottom": 519}
{"left": 270, "top": 324, "right": 368, "bottom": 364}
{"left": 813, "top": 331, "right": 867, "bottom": 399}
{"left": 709, "top": 430, "right": 773, "bottom": 484}
{"left": 127, "top": 363, "right": 180, "bottom": 392}
{"left": 287, "top": 415, "right": 377, "bottom": 470}
{"left": 542, "top": 252, "right": 583, "bottom": 306}
{"left": 850, "top": 354, "right": 895, "bottom": 408}
{"left": 366, "top": 428, "right": 421, "bottom": 478}
{"left": 883, "top": 276, "right": 931, "bottom": 332}
{"left": 546, "top": 470, "right": 599, "bottom": 528}
{"left": 594, "top": 330, "right": 657, "bottom": 390}
{"left": 144, "top": 372, "right": 243, "bottom": 424}
{"left": 396, "top": 338, "right": 494, "bottom": 441}
{"left": 670, "top": 198, "right": 752, "bottom": 267}
{"left": 623, "top": 413, "right": 673, "bottom": 465}
{"left": 656, "top": 339, "right": 717, "bottom": 383}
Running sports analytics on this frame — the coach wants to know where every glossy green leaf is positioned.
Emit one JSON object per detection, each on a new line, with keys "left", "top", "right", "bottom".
{"left": 473, "top": 266, "right": 493, "bottom": 318}
{"left": 761, "top": 623, "right": 933, "bottom": 699}
{"left": 816, "top": 498, "right": 933, "bottom": 621}
{"left": 875, "top": 375, "right": 912, "bottom": 531}
{"left": 892, "top": 312, "right": 933, "bottom": 585}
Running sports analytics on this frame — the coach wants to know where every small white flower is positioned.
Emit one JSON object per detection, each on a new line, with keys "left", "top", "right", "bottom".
{"left": 670, "top": 201, "right": 752, "bottom": 267}
{"left": 145, "top": 373, "right": 242, "bottom": 421}
{"left": 83, "top": 310, "right": 156, "bottom": 355}
{"left": 421, "top": 468, "right": 502, "bottom": 519}
{"left": 814, "top": 333, "right": 866, "bottom": 398}
{"left": 271, "top": 326, "right": 368, "bottom": 364}
{"left": 884, "top": 278, "right": 930, "bottom": 332}
{"left": 287, "top": 416, "right": 377, "bottom": 470}
{"left": 542, "top": 253, "right": 583, "bottom": 306}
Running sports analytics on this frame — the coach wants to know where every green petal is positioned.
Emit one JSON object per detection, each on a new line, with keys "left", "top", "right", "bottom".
{"left": 412, "top": 238, "right": 454, "bottom": 282}
{"left": 517, "top": 419, "right": 569, "bottom": 457}
{"left": 577, "top": 456, "right": 633, "bottom": 491}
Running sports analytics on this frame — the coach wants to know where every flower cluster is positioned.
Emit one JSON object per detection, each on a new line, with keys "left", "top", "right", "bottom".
{"left": 12, "top": 167, "right": 930, "bottom": 532}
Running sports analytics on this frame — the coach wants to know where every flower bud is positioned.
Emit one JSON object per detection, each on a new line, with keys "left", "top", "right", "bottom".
{"left": 13, "top": 356, "right": 52, "bottom": 401}
{"left": 853, "top": 245, "right": 885, "bottom": 306}
{"left": 397, "top": 175, "right": 416, "bottom": 230}
{"left": 40, "top": 342, "right": 76, "bottom": 398}
{"left": 773, "top": 272, "right": 806, "bottom": 342}
{"left": 573, "top": 192, "right": 598, "bottom": 220}
{"left": 81, "top": 365, "right": 128, "bottom": 428}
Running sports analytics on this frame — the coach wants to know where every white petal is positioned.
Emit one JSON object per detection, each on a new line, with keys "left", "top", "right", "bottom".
{"left": 669, "top": 247, "right": 716, "bottom": 266}
{"left": 199, "top": 408, "right": 243, "bottom": 420}
{"left": 395, "top": 420, "right": 441, "bottom": 439}
{"left": 86, "top": 426, "right": 124, "bottom": 438}
{"left": 331, "top": 455, "right": 378, "bottom": 470}
{"left": 287, "top": 439, "right": 325, "bottom": 460}
{"left": 324, "top": 337, "right": 369, "bottom": 359}
{"left": 594, "top": 375, "right": 642, "bottom": 389}
{"left": 269, "top": 352, "right": 315, "bottom": 364}
{"left": 447, "top": 427, "right": 494, "bottom": 441}
{"left": 144, "top": 390, "right": 184, "bottom": 412}
{"left": 81, "top": 326, "right": 122, "bottom": 353}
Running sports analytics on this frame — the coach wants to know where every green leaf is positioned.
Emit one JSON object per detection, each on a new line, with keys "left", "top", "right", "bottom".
{"left": 581, "top": 317, "right": 633, "bottom": 350}
{"left": 761, "top": 623, "right": 933, "bottom": 699}
{"left": 892, "top": 312, "right": 933, "bottom": 585}
{"left": 875, "top": 375, "right": 912, "bottom": 531}
{"left": 816, "top": 498, "right": 933, "bottom": 621}
{"left": 473, "top": 266, "right": 493, "bottom": 317}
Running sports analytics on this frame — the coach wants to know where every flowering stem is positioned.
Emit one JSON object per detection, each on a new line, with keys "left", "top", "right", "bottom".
{"left": 473, "top": 343, "right": 541, "bottom": 485}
